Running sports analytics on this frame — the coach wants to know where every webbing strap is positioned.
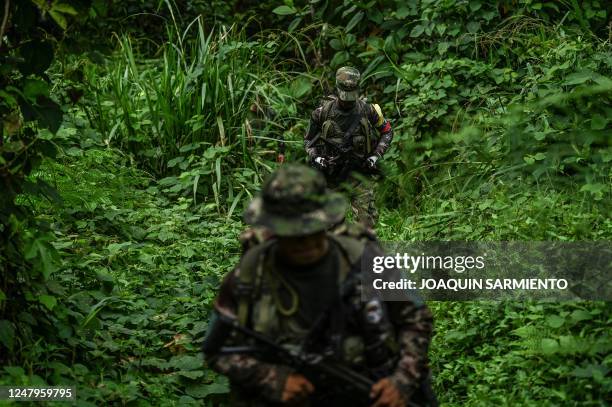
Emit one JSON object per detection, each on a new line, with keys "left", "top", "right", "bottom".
{"left": 236, "top": 240, "right": 275, "bottom": 326}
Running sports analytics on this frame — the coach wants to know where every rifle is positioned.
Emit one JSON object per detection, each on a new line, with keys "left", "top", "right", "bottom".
{"left": 203, "top": 311, "right": 376, "bottom": 405}
{"left": 308, "top": 134, "right": 377, "bottom": 178}
{"left": 306, "top": 104, "right": 367, "bottom": 168}
{"left": 308, "top": 133, "right": 364, "bottom": 162}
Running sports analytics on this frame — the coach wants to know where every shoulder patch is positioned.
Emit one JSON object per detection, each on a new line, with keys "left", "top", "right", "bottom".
{"left": 373, "top": 104, "right": 384, "bottom": 127}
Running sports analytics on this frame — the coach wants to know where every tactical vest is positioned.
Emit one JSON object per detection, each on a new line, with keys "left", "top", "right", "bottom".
{"left": 236, "top": 233, "right": 363, "bottom": 334}
{"left": 319, "top": 98, "right": 378, "bottom": 158}
{"left": 234, "top": 228, "right": 389, "bottom": 367}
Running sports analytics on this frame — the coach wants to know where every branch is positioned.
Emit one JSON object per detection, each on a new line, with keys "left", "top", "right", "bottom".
{"left": 0, "top": 0, "right": 9, "bottom": 51}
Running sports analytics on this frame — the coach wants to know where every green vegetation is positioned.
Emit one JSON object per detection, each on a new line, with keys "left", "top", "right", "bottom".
{"left": 1, "top": 1, "right": 610, "bottom": 405}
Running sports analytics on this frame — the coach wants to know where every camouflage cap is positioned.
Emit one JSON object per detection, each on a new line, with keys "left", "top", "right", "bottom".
{"left": 244, "top": 164, "right": 347, "bottom": 237}
{"left": 335, "top": 66, "right": 361, "bottom": 102}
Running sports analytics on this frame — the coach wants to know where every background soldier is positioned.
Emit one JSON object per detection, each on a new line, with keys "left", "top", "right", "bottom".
{"left": 203, "top": 164, "right": 435, "bottom": 407}
{"left": 304, "top": 67, "right": 393, "bottom": 228}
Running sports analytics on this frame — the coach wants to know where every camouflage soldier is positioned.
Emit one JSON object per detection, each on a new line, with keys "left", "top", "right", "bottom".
{"left": 304, "top": 67, "right": 393, "bottom": 228}
{"left": 203, "top": 164, "right": 435, "bottom": 407}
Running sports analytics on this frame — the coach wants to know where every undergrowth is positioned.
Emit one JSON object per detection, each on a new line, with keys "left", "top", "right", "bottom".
{"left": 1, "top": 1, "right": 610, "bottom": 406}
{"left": 2, "top": 148, "right": 240, "bottom": 405}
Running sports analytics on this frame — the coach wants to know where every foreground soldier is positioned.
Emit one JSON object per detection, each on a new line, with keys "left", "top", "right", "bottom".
{"left": 203, "top": 164, "right": 435, "bottom": 406}
{"left": 304, "top": 67, "right": 393, "bottom": 228}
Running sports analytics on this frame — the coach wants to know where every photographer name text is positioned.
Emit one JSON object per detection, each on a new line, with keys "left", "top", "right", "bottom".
{"left": 372, "top": 278, "right": 568, "bottom": 291}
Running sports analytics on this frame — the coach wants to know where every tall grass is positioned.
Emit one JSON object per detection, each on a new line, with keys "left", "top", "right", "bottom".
{"left": 86, "top": 17, "right": 310, "bottom": 213}
{"left": 93, "top": 20, "right": 270, "bottom": 173}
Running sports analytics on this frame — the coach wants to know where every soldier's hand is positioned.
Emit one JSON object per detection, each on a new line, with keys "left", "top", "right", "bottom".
{"left": 281, "top": 373, "right": 314, "bottom": 403}
{"left": 366, "top": 155, "right": 379, "bottom": 169}
{"left": 314, "top": 156, "right": 327, "bottom": 168}
{"left": 369, "top": 378, "right": 406, "bottom": 407}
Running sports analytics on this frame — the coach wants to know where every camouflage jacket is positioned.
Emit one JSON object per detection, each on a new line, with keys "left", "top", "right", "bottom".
{"left": 304, "top": 97, "right": 393, "bottom": 165}
{"left": 204, "top": 234, "right": 433, "bottom": 405}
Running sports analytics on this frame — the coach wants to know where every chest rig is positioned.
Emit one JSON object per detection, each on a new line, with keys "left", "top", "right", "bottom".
{"left": 235, "top": 234, "right": 363, "bottom": 341}
{"left": 319, "top": 98, "right": 378, "bottom": 159}
{"left": 234, "top": 229, "right": 397, "bottom": 372}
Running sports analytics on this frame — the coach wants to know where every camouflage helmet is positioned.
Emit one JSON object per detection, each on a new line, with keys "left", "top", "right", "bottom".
{"left": 244, "top": 164, "right": 347, "bottom": 237}
{"left": 335, "top": 66, "right": 360, "bottom": 102}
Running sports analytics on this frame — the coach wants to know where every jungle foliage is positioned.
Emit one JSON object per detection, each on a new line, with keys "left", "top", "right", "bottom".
{"left": 0, "top": 0, "right": 610, "bottom": 405}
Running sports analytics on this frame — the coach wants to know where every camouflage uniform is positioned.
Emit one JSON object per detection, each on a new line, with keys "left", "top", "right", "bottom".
{"left": 203, "top": 165, "right": 435, "bottom": 406}
{"left": 304, "top": 67, "right": 393, "bottom": 228}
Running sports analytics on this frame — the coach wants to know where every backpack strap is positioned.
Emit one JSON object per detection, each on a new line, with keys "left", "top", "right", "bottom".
{"left": 236, "top": 239, "right": 276, "bottom": 326}
{"left": 320, "top": 96, "right": 337, "bottom": 122}
{"left": 359, "top": 100, "right": 378, "bottom": 155}
{"left": 320, "top": 98, "right": 336, "bottom": 141}
{"left": 327, "top": 233, "right": 367, "bottom": 272}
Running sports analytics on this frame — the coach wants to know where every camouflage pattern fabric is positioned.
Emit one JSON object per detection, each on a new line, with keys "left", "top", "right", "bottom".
{"left": 239, "top": 226, "right": 274, "bottom": 253}
{"left": 306, "top": 67, "right": 393, "bottom": 168}
{"left": 306, "top": 97, "right": 393, "bottom": 156}
{"left": 304, "top": 78, "right": 394, "bottom": 214}
{"left": 243, "top": 164, "right": 347, "bottom": 237}
{"left": 204, "top": 236, "right": 435, "bottom": 406}
{"left": 386, "top": 302, "right": 434, "bottom": 402}
{"left": 330, "top": 173, "right": 379, "bottom": 229}
{"left": 240, "top": 215, "right": 378, "bottom": 255}
{"left": 335, "top": 66, "right": 361, "bottom": 101}
{"left": 304, "top": 73, "right": 393, "bottom": 228}
{"left": 212, "top": 352, "right": 293, "bottom": 404}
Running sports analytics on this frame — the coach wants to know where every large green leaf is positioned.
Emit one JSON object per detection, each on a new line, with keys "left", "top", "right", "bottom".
{"left": 272, "top": 6, "right": 296, "bottom": 16}
{"left": 591, "top": 114, "right": 607, "bottom": 130}
{"left": 469, "top": 0, "right": 482, "bottom": 11}
{"left": 410, "top": 25, "right": 425, "bottom": 37}
{"left": 168, "top": 355, "right": 202, "bottom": 371}
{"left": 466, "top": 21, "right": 481, "bottom": 33}
{"left": 541, "top": 338, "right": 559, "bottom": 354}
{"left": 329, "top": 38, "right": 344, "bottom": 51}
{"left": 345, "top": 11, "right": 364, "bottom": 33}
{"left": 39, "top": 295, "right": 58, "bottom": 311}
{"left": 53, "top": 3, "right": 78, "bottom": 15}
{"left": 0, "top": 320, "right": 15, "bottom": 350}
{"left": 546, "top": 315, "right": 565, "bottom": 328}
{"left": 19, "top": 96, "right": 63, "bottom": 133}
{"left": 330, "top": 51, "right": 350, "bottom": 68}
{"left": 177, "top": 370, "right": 205, "bottom": 379}
{"left": 185, "top": 380, "right": 229, "bottom": 398}
{"left": 290, "top": 77, "right": 312, "bottom": 98}
{"left": 24, "top": 235, "right": 58, "bottom": 279}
